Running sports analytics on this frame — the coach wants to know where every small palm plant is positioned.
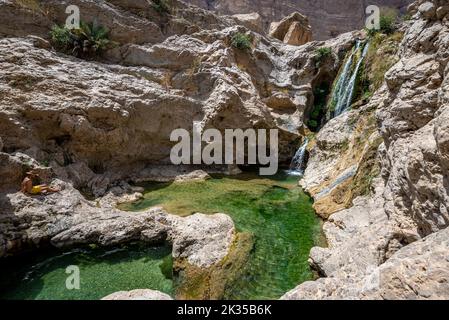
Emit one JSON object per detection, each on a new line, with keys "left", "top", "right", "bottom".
{"left": 79, "top": 21, "right": 111, "bottom": 52}
{"left": 71, "top": 21, "right": 112, "bottom": 57}
{"left": 49, "top": 21, "right": 114, "bottom": 58}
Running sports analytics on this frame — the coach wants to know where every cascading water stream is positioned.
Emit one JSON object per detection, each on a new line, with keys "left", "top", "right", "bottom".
{"left": 286, "top": 138, "right": 309, "bottom": 176}
{"left": 328, "top": 40, "right": 370, "bottom": 118}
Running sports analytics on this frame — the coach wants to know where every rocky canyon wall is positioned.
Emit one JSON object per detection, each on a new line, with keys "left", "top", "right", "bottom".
{"left": 1, "top": 0, "right": 448, "bottom": 301}
{"left": 283, "top": 0, "right": 449, "bottom": 299}
{"left": 187, "top": 0, "right": 413, "bottom": 40}
{"left": 0, "top": 0, "right": 362, "bottom": 197}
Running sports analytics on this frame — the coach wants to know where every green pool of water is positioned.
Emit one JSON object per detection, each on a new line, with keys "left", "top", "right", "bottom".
{"left": 0, "top": 244, "right": 173, "bottom": 300}
{"left": 121, "top": 172, "right": 323, "bottom": 300}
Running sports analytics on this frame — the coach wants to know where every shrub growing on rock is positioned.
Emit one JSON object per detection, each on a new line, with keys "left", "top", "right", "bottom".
{"left": 49, "top": 21, "right": 114, "bottom": 58}
{"left": 231, "top": 33, "right": 252, "bottom": 51}
{"left": 379, "top": 12, "right": 396, "bottom": 34}
{"left": 50, "top": 25, "right": 72, "bottom": 50}
{"left": 151, "top": 0, "right": 171, "bottom": 14}
{"left": 307, "top": 83, "right": 330, "bottom": 131}
{"left": 366, "top": 9, "right": 398, "bottom": 36}
{"left": 314, "top": 47, "right": 332, "bottom": 67}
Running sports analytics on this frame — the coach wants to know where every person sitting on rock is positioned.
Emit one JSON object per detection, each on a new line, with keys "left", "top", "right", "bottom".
{"left": 21, "top": 171, "right": 60, "bottom": 195}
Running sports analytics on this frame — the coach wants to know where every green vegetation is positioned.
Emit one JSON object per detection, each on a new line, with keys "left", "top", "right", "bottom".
{"left": 358, "top": 32, "right": 403, "bottom": 96}
{"left": 77, "top": 21, "right": 112, "bottom": 53}
{"left": 402, "top": 14, "right": 412, "bottom": 22}
{"left": 120, "top": 173, "right": 323, "bottom": 300}
{"left": 379, "top": 11, "right": 397, "bottom": 34}
{"left": 314, "top": 47, "right": 332, "bottom": 67}
{"left": 50, "top": 21, "right": 114, "bottom": 58}
{"left": 367, "top": 9, "right": 398, "bottom": 36}
{"left": 151, "top": 0, "right": 172, "bottom": 14}
{"left": 50, "top": 25, "right": 72, "bottom": 49}
{"left": 231, "top": 33, "right": 253, "bottom": 51}
{"left": 307, "top": 83, "right": 331, "bottom": 132}
{"left": 307, "top": 119, "right": 318, "bottom": 129}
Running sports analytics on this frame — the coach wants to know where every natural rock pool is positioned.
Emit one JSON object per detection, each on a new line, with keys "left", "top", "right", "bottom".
{"left": 0, "top": 172, "right": 322, "bottom": 300}
{"left": 121, "top": 172, "right": 323, "bottom": 299}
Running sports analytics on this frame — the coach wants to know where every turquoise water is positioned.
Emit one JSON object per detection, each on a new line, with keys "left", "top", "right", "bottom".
{"left": 121, "top": 173, "right": 323, "bottom": 300}
{"left": 0, "top": 244, "right": 173, "bottom": 300}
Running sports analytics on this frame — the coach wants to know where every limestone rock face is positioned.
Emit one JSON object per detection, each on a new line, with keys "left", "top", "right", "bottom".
{"left": 102, "top": 289, "right": 173, "bottom": 300}
{"left": 168, "top": 213, "right": 235, "bottom": 268}
{"left": 3, "top": 0, "right": 446, "bottom": 301}
{"left": 232, "top": 12, "right": 263, "bottom": 33}
{"left": 269, "top": 12, "right": 312, "bottom": 46}
{"left": 284, "top": 0, "right": 449, "bottom": 300}
{"left": 187, "top": 0, "right": 413, "bottom": 40}
{"left": 377, "top": 0, "right": 449, "bottom": 237}
{"left": 0, "top": 0, "right": 359, "bottom": 197}
{"left": 363, "top": 227, "right": 449, "bottom": 300}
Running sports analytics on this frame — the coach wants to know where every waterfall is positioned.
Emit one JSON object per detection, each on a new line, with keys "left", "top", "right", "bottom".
{"left": 328, "top": 40, "right": 370, "bottom": 118}
{"left": 286, "top": 138, "right": 309, "bottom": 176}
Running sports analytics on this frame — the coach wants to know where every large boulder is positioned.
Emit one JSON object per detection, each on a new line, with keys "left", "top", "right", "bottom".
{"left": 232, "top": 12, "right": 263, "bottom": 33}
{"left": 269, "top": 12, "right": 312, "bottom": 46}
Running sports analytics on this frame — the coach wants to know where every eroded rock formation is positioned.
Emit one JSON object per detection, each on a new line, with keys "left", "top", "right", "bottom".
{"left": 268, "top": 12, "right": 312, "bottom": 46}
{"left": 187, "top": 0, "right": 413, "bottom": 40}
{"left": 283, "top": 0, "right": 449, "bottom": 300}
{"left": 0, "top": 0, "right": 357, "bottom": 300}
{"left": 1, "top": 0, "right": 448, "bottom": 301}
{"left": 0, "top": 0, "right": 358, "bottom": 197}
